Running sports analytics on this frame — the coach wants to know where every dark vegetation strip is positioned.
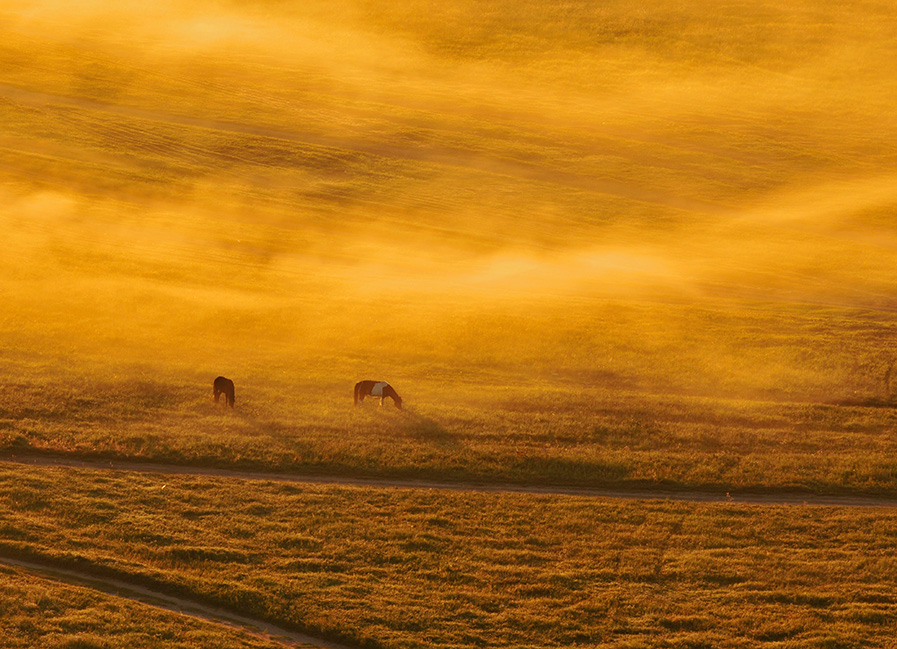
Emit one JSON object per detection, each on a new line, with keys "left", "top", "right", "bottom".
{"left": 0, "top": 551, "right": 354, "bottom": 649}
{"left": 5, "top": 452, "right": 897, "bottom": 508}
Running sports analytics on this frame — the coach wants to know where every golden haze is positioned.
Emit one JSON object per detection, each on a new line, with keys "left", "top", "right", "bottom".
{"left": 2, "top": 0, "right": 897, "bottom": 400}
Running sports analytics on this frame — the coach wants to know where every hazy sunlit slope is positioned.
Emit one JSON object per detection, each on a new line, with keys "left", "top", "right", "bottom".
{"left": 2, "top": 0, "right": 897, "bottom": 399}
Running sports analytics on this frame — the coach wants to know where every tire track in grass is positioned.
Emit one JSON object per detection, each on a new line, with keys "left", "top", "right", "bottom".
{"left": 4, "top": 453, "right": 897, "bottom": 508}
{"left": 0, "top": 555, "right": 354, "bottom": 649}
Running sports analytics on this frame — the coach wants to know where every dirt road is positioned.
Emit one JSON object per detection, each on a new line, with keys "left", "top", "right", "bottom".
{"left": 5, "top": 452, "right": 897, "bottom": 508}
{"left": 0, "top": 553, "right": 351, "bottom": 649}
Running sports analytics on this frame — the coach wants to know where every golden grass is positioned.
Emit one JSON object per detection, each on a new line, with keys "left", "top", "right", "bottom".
{"left": 4, "top": 0, "right": 897, "bottom": 645}
{"left": 5, "top": 298, "right": 897, "bottom": 496}
{"left": 3, "top": 463, "right": 897, "bottom": 648}
{"left": 0, "top": 566, "right": 294, "bottom": 649}
{"left": 5, "top": 349, "right": 897, "bottom": 495}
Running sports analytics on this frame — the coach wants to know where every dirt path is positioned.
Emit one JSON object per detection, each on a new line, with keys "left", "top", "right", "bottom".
{"left": 0, "top": 554, "right": 354, "bottom": 649}
{"left": 5, "top": 452, "right": 897, "bottom": 509}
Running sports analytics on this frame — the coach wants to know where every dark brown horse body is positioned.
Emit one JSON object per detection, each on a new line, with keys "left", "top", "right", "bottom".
{"left": 354, "top": 380, "right": 402, "bottom": 409}
{"left": 213, "top": 376, "right": 235, "bottom": 407}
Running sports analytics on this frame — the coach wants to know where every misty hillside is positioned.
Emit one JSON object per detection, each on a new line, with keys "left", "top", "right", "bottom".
{"left": 2, "top": 0, "right": 897, "bottom": 397}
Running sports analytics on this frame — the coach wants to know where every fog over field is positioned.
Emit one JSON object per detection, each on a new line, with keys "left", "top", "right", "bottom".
{"left": 8, "top": 6, "right": 897, "bottom": 646}
{"left": 3, "top": 0, "right": 897, "bottom": 400}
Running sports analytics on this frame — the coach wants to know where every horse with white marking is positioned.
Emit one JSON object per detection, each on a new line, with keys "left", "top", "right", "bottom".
{"left": 354, "top": 380, "right": 402, "bottom": 409}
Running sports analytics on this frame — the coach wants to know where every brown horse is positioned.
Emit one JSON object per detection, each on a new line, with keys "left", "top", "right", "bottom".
{"left": 354, "top": 380, "right": 402, "bottom": 409}
{"left": 213, "top": 376, "right": 235, "bottom": 408}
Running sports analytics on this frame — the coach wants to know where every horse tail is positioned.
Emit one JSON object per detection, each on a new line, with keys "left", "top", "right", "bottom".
{"left": 354, "top": 381, "right": 361, "bottom": 406}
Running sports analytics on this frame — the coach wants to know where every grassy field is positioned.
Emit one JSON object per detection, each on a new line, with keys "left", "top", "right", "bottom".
{"left": 3, "top": 0, "right": 897, "bottom": 645}
{"left": 0, "top": 564, "right": 295, "bottom": 649}
{"left": 5, "top": 360, "right": 897, "bottom": 496}
{"left": 4, "top": 463, "right": 897, "bottom": 648}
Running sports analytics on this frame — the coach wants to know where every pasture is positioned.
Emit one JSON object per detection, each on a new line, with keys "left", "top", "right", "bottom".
{"left": 5, "top": 464, "right": 897, "bottom": 648}
{"left": 3, "top": 0, "right": 897, "bottom": 645}
{"left": 4, "top": 353, "right": 897, "bottom": 496}
{"left": 0, "top": 562, "right": 295, "bottom": 649}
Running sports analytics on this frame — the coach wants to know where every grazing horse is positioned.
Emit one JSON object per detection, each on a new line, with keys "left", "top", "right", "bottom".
{"left": 354, "top": 380, "right": 402, "bottom": 409}
{"left": 213, "top": 376, "right": 235, "bottom": 408}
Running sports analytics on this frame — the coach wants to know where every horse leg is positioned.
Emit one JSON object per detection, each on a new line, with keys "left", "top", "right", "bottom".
{"left": 214, "top": 389, "right": 220, "bottom": 403}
